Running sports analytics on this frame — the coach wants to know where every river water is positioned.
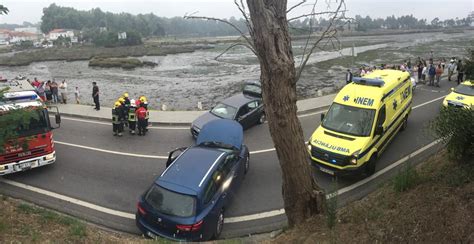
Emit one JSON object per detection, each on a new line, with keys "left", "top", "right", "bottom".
{"left": 0, "top": 31, "right": 472, "bottom": 110}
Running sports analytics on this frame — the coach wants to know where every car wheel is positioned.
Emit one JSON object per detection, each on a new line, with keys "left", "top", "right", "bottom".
{"left": 244, "top": 152, "right": 250, "bottom": 175}
{"left": 400, "top": 116, "right": 408, "bottom": 132}
{"left": 214, "top": 210, "right": 224, "bottom": 240}
{"left": 258, "top": 113, "right": 266, "bottom": 124}
{"left": 365, "top": 155, "right": 377, "bottom": 176}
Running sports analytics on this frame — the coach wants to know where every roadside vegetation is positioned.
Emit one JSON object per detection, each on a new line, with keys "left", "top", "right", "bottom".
{"left": 0, "top": 196, "right": 141, "bottom": 243}
{"left": 268, "top": 149, "right": 473, "bottom": 243}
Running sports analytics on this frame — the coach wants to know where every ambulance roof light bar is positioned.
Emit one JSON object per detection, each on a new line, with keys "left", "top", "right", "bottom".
{"left": 352, "top": 77, "right": 385, "bottom": 87}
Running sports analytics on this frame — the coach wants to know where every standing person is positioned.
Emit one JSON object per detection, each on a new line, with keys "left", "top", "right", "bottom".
{"left": 421, "top": 65, "right": 427, "bottom": 84}
{"left": 92, "top": 82, "right": 100, "bottom": 110}
{"left": 456, "top": 60, "right": 464, "bottom": 85}
{"left": 74, "top": 86, "right": 80, "bottom": 104}
{"left": 441, "top": 58, "right": 446, "bottom": 70}
{"left": 136, "top": 103, "right": 147, "bottom": 136}
{"left": 128, "top": 99, "right": 137, "bottom": 135}
{"left": 36, "top": 81, "right": 46, "bottom": 101}
{"left": 122, "top": 93, "right": 131, "bottom": 126}
{"left": 32, "top": 77, "right": 40, "bottom": 88}
{"left": 59, "top": 80, "right": 68, "bottom": 104}
{"left": 112, "top": 101, "right": 124, "bottom": 137}
{"left": 428, "top": 64, "right": 436, "bottom": 86}
{"left": 45, "top": 80, "right": 52, "bottom": 103}
{"left": 447, "top": 59, "right": 456, "bottom": 81}
{"left": 50, "top": 80, "right": 59, "bottom": 104}
{"left": 435, "top": 64, "right": 443, "bottom": 87}
{"left": 345, "top": 69, "right": 353, "bottom": 84}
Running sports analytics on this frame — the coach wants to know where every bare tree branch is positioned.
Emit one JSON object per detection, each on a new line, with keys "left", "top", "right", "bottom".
{"left": 295, "top": 0, "right": 346, "bottom": 82}
{"left": 184, "top": 14, "right": 256, "bottom": 53}
{"left": 287, "top": 0, "right": 307, "bottom": 13}
{"left": 298, "top": 0, "right": 318, "bottom": 69}
{"left": 234, "top": 0, "right": 254, "bottom": 37}
{"left": 214, "top": 42, "right": 256, "bottom": 60}
{"left": 288, "top": 10, "right": 348, "bottom": 22}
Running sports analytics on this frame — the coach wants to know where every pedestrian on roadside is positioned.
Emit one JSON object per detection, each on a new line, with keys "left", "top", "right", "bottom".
{"left": 428, "top": 64, "right": 436, "bottom": 86}
{"left": 59, "top": 80, "right": 68, "bottom": 104}
{"left": 447, "top": 59, "right": 456, "bottom": 81}
{"left": 31, "top": 77, "right": 40, "bottom": 88}
{"left": 435, "top": 64, "right": 443, "bottom": 87}
{"left": 36, "top": 81, "right": 46, "bottom": 101}
{"left": 417, "top": 63, "right": 423, "bottom": 82}
{"left": 441, "top": 58, "right": 446, "bottom": 70}
{"left": 92, "top": 82, "right": 100, "bottom": 110}
{"left": 456, "top": 60, "right": 464, "bottom": 85}
{"left": 50, "top": 79, "right": 59, "bottom": 104}
{"left": 345, "top": 69, "right": 353, "bottom": 84}
{"left": 74, "top": 86, "right": 80, "bottom": 104}
{"left": 45, "top": 80, "right": 52, "bottom": 103}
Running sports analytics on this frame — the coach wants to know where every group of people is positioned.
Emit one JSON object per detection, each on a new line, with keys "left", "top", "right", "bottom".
{"left": 346, "top": 55, "right": 466, "bottom": 88}
{"left": 28, "top": 77, "right": 81, "bottom": 104}
{"left": 112, "top": 93, "right": 149, "bottom": 137}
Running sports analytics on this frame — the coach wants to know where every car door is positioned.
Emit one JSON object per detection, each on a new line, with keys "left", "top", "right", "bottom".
{"left": 236, "top": 105, "right": 251, "bottom": 129}
{"left": 245, "top": 100, "right": 261, "bottom": 126}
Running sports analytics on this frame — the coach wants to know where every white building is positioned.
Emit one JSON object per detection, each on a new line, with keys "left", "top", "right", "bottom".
{"left": 9, "top": 32, "right": 39, "bottom": 44}
{"left": 48, "top": 29, "right": 75, "bottom": 41}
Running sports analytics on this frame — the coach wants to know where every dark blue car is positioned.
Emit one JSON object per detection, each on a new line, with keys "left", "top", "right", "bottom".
{"left": 136, "top": 120, "right": 250, "bottom": 241}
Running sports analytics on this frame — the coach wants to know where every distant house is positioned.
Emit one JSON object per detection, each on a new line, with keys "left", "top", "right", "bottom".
{"left": 0, "top": 29, "right": 9, "bottom": 45}
{"left": 48, "top": 29, "right": 75, "bottom": 41}
{"left": 9, "top": 32, "right": 40, "bottom": 44}
{"left": 0, "top": 29, "right": 41, "bottom": 45}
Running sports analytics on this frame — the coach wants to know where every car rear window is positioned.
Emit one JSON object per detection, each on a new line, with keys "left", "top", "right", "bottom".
{"left": 243, "top": 84, "right": 262, "bottom": 98}
{"left": 145, "top": 184, "right": 196, "bottom": 217}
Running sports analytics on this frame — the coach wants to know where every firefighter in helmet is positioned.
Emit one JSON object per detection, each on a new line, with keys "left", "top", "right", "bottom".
{"left": 112, "top": 101, "right": 124, "bottom": 136}
{"left": 128, "top": 99, "right": 137, "bottom": 135}
{"left": 138, "top": 96, "right": 149, "bottom": 131}
{"left": 136, "top": 102, "right": 147, "bottom": 136}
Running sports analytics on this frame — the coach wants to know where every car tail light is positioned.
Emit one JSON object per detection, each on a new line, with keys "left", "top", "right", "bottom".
{"left": 176, "top": 220, "right": 203, "bottom": 232}
{"left": 137, "top": 202, "right": 146, "bottom": 216}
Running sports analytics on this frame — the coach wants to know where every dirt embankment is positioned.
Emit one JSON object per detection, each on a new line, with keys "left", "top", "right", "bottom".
{"left": 0, "top": 44, "right": 212, "bottom": 66}
{"left": 268, "top": 150, "right": 474, "bottom": 243}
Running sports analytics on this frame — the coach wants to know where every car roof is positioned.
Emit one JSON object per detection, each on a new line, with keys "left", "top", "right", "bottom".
{"left": 197, "top": 119, "right": 243, "bottom": 150}
{"left": 157, "top": 146, "right": 227, "bottom": 194}
{"left": 221, "top": 93, "right": 258, "bottom": 108}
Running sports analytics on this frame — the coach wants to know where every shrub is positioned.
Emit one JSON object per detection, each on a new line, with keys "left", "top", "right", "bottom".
{"left": 430, "top": 106, "right": 474, "bottom": 161}
{"left": 393, "top": 163, "right": 419, "bottom": 192}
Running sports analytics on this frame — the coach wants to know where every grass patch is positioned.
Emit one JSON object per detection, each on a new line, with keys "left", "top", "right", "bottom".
{"left": 393, "top": 162, "right": 420, "bottom": 192}
{"left": 89, "top": 57, "right": 157, "bottom": 69}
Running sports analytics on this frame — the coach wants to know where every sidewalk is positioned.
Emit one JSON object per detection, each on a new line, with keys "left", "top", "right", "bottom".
{"left": 48, "top": 94, "right": 336, "bottom": 126}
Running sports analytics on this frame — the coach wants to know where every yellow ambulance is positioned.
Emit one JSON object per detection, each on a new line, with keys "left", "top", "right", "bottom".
{"left": 308, "top": 70, "right": 413, "bottom": 176}
{"left": 442, "top": 80, "right": 473, "bottom": 109}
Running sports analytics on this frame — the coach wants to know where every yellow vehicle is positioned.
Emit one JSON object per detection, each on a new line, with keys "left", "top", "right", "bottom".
{"left": 442, "top": 80, "right": 473, "bottom": 109}
{"left": 308, "top": 70, "right": 413, "bottom": 176}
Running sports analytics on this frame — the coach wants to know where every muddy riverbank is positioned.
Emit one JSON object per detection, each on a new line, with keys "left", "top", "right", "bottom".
{"left": 0, "top": 31, "right": 472, "bottom": 110}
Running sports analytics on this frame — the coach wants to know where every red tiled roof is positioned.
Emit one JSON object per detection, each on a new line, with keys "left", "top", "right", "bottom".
{"left": 49, "top": 29, "right": 66, "bottom": 33}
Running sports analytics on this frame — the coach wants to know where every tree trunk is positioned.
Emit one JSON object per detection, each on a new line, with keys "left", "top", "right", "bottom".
{"left": 247, "top": 0, "right": 325, "bottom": 227}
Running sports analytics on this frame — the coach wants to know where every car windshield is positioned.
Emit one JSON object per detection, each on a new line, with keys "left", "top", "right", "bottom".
{"left": 210, "top": 103, "right": 237, "bottom": 119}
{"left": 145, "top": 184, "right": 196, "bottom": 217}
{"left": 454, "top": 84, "right": 474, "bottom": 96}
{"left": 322, "top": 103, "right": 375, "bottom": 137}
{"left": 4, "top": 109, "right": 50, "bottom": 138}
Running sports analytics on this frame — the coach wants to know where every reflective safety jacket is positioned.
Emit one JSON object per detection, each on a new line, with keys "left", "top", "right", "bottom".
{"left": 112, "top": 108, "right": 122, "bottom": 125}
{"left": 128, "top": 107, "right": 137, "bottom": 121}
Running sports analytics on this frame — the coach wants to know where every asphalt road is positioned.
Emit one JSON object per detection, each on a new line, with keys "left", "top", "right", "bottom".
{"left": 0, "top": 80, "right": 455, "bottom": 238}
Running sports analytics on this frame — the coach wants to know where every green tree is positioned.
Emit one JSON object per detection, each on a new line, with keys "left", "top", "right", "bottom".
{"left": 0, "top": 4, "right": 8, "bottom": 15}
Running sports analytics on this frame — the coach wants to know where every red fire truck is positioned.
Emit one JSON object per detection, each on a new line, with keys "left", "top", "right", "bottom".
{"left": 0, "top": 79, "right": 61, "bottom": 175}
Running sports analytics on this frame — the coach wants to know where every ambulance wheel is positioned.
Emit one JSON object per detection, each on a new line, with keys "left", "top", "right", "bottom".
{"left": 365, "top": 155, "right": 377, "bottom": 176}
{"left": 400, "top": 116, "right": 408, "bottom": 132}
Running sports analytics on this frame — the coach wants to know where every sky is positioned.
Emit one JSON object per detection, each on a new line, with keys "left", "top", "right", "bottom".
{"left": 0, "top": 0, "right": 472, "bottom": 25}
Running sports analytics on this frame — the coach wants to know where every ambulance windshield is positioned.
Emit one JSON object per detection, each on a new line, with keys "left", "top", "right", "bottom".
{"left": 322, "top": 103, "right": 375, "bottom": 137}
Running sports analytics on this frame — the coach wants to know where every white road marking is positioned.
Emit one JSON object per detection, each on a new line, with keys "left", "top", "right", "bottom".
{"left": 297, "top": 110, "right": 325, "bottom": 118}
{"left": 335, "top": 139, "right": 441, "bottom": 196}
{"left": 52, "top": 116, "right": 189, "bottom": 130}
{"left": 250, "top": 148, "right": 276, "bottom": 155}
{"left": 225, "top": 209, "right": 286, "bottom": 224}
{"left": 412, "top": 95, "right": 446, "bottom": 109}
{"left": 0, "top": 178, "right": 135, "bottom": 219}
{"left": 3, "top": 94, "right": 446, "bottom": 225}
{"left": 55, "top": 141, "right": 168, "bottom": 159}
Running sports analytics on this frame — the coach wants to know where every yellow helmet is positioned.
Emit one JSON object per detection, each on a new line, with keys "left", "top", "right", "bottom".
{"left": 118, "top": 97, "right": 125, "bottom": 103}
{"left": 114, "top": 101, "right": 121, "bottom": 108}
{"left": 123, "top": 92, "right": 129, "bottom": 98}
{"left": 139, "top": 96, "right": 146, "bottom": 102}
